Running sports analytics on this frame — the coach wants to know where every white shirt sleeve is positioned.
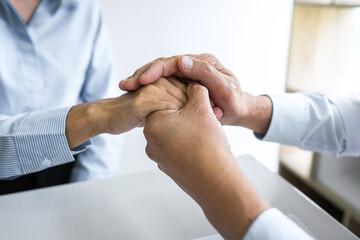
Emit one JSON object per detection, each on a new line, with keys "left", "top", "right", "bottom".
{"left": 330, "top": 95, "right": 360, "bottom": 156}
{"left": 243, "top": 208, "right": 314, "bottom": 240}
{"left": 257, "top": 93, "right": 360, "bottom": 157}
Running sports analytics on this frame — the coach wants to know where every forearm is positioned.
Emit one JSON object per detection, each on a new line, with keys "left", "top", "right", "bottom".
{"left": 236, "top": 93, "right": 273, "bottom": 135}
{"left": 186, "top": 151, "right": 270, "bottom": 240}
{"left": 65, "top": 102, "right": 105, "bottom": 149}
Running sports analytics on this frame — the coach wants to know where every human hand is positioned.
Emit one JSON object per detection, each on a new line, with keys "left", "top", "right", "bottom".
{"left": 66, "top": 77, "right": 187, "bottom": 148}
{"left": 143, "top": 83, "right": 269, "bottom": 239}
{"left": 99, "top": 77, "right": 187, "bottom": 135}
{"left": 120, "top": 54, "right": 244, "bottom": 125}
{"left": 144, "top": 83, "right": 232, "bottom": 191}
{"left": 120, "top": 54, "right": 272, "bottom": 133}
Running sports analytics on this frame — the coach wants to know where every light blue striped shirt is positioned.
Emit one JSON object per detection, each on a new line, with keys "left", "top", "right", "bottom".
{"left": 0, "top": 0, "right": 119, "bottom": 181}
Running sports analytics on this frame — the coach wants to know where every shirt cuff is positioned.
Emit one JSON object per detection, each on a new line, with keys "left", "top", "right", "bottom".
{"left": 14, "top": 107, "right": 76, "bottom": 175}
{"left": 255, "top": 94, "right": 308, "bottom": 144}
{"left": 243, "top": 208, "right": 314, "bottom": 240}
{"left": 71, "top": 140, "right": 91, "bottom": 155}
{"left": 330, "top": 95, "right": 360, "bottom": 156}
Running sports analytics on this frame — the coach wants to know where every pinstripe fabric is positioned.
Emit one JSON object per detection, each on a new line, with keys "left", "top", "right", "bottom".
{"left": 0, "top": 108, "right": 75, "bottom": 179}
{"left": 0, "top": 0, "right": 120, "bottom": 181}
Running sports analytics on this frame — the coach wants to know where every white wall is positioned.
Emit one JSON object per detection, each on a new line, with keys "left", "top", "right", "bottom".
{"left": 101, "top": 0, "right": 294, "bottom": 174}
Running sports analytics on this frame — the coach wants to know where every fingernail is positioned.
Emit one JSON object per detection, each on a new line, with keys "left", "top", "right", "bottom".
{"left": 124, "top": 76, "right": 133, "bottom": 82}
{"left": 182, "top": 56, "right": 193, "bottom": 71}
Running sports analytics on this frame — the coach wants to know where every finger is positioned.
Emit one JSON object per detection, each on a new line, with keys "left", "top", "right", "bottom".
{"left": 212, "top": 106, "right": 224, "bottom": 120}
{"left": 178, "top": 56, "right": 227, "bottom": 97}
{"left": 153, "top": 77, "right": 188, "bottom": 105}
{"left": 137, "top": 121, "right": 146, "bottom": 128}
{"left": 119, "top": 76, "right": 142, "bottom": 91}
{"left": 140, "top": 100, "right": 179, "bottom": 120}
{"left": 186, "top": 83, "right": 212, "bottom": 112}
{"left": 187, "top": 53, "right": 234, "bottom": 76}
{"left": 167, "top": 76, "right": 187, "bottom": 93}
{"left": 158, "top": 92, "right": 185, "bottom": 110}
{"left": 210, "top": 98, "right": 215, "bottom": 108}
{"left": 139, "top": 56, "right": 186, "bottom": 85}
{"left": 119, "top": 62, "right": 152, "bottom": 91}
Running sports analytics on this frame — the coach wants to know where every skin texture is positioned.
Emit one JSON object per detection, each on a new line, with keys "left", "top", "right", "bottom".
{"left": 120, "top": 54, "right": 272, "bottom": 134}
{"left": 66, "top": 77, "right": 187, "bottom": 149}
{"left": 144, "top": 84, "right": 270, "bottom": 240}
{"left": 9, "top": 0, "right": 41, "bottom": 23}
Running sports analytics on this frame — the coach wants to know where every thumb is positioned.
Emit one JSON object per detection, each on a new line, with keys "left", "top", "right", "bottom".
{"left": 178, "top": 56, "right": 224, "bottom": 93}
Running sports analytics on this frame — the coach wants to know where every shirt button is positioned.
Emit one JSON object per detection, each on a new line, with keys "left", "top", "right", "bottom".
{"left": 42, "top": 158, "right": 52, "bottom": 167}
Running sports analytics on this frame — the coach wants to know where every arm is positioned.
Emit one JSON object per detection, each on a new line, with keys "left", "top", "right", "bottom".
{"left": 144, "top": 84, "right": 313, "bottom": 240}
{"left": 330, "top": 95, "right": 360, "bottom": 156}
{"left": 66, "top": 1, "right": 120, "bottom": 181}
{"left": 0, "top": 108, "right": 75, "bottom": 179}
{"left": 120, "top": 54, "right": 357, "bottom": 157}
{"left": 258, "top": 93, "right": 348, "bottom": 156}
{"left": 0, "top": 76, "right": 186, "bottom": 180}
{"left": 120, "top": 54, "right": 273, "bottom": 131}
{"left": 65, "top": 1, "right": 185, "bottom": 181}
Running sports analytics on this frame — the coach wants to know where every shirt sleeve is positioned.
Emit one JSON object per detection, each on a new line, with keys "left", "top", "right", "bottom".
{"left": 243, "top": 208, "right": 314, "bottom": 240}
{"left": 69, "top": 1, "right": 121, "bottom": 182}
{"left": 257, "top": 93, "right": 350, "bottom": 156}
{"left": 330, "top": 95, "right": 360, "bottom": 156}
{"left": 0, "top": 107, "right": 76, "bottom": 179}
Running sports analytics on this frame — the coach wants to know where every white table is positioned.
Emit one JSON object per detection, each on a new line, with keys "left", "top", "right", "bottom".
{"left": 0, "top": 156, "right": 357, "bottom": 240}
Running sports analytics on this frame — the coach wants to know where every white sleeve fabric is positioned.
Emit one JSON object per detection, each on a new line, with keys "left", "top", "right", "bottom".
{"left": 257, "top": 93, "right": 351, "bottom": 156}
{"left": 243, "top": 208, "right": 314, "bottom": 240}
{"left": 330, "top": 95, "right": 360, "bottom": 156}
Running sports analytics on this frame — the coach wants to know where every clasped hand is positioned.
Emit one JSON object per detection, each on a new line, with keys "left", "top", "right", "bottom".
{"left": 120, "top": 54, "right": 241, "bottom": 201}
{"left": 119, "top": 54, "right": 271, "bottom": 240}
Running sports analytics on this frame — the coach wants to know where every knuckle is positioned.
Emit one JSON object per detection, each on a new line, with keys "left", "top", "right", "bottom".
{"left": 194, "top": 84, "right": 207, "bottom": 93}
{"left": 157, "top": 164, "right": 164, "bottom": 172}
{"left": 143, "top": 124, "right": 151, "bottom": 138}
{"left": 155, "top": 57, "right": 165, "bottom": 62}
{"left": 202, "top": 53, "right": 215, "bottom": 59}
{"left": 203, "top": 61, "right": 214, "bottom": 73}
{"left": 145, "top": 145, "right": 155, "bottom": 160}
{"left": 142, "top": 84, "right": 157, "bottom": 93}
{"left": 201, "top": 53, "right": 221, "bottom": 67}
{"left": 156, "top": 77, "right": 166, "bottom": 84}
{"left": 143, "top": 118, "right": 160, "bottom": 138}
{"left": 134, "top": 66, "right": 146, "bottom": 76}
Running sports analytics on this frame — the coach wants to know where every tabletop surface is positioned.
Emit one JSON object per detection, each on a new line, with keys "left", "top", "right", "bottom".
{"left": 0, "top": 155, "right": 357, "bottom": 240}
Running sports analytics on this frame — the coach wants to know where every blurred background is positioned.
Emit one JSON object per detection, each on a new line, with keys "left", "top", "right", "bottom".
{"left": 101, "top": 0, "right": 360, "bottom": 237}
{"left": 281, "top": 0, "right": 360, "bottom": 237}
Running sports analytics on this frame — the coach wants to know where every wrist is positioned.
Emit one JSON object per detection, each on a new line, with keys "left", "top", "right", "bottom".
{"left": 235, "top": 93, "right": 273, "bottom": 135}
{"left": 86, "top": 101, "right": 110, "bottom": 135}
{"left": 195, "top": 152, "right": 270, "bottom": 239}
{"left": 65, "top": 102, "right": 105, "bottom": 149}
